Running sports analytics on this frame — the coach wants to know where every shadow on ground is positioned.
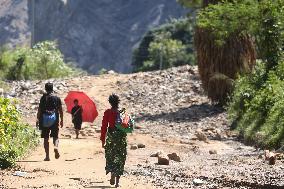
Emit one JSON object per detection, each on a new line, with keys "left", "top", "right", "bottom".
{"left": 135, "top": 103, "right": 224, "bottom": 123}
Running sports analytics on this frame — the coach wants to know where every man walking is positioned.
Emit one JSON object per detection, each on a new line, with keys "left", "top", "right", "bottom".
{"left": 36, "top": 82, "right": 63, "bottom": 161}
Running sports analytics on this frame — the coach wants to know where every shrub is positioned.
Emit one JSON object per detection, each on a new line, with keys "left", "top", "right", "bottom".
{"left": 0, "top": 98, "right": 39, "bottom": 168}
{"left": 0, "top": 41, "right": 81, "bottom": 80}
{"left": 99, "top": 68, "right": 108, "bottom": 75}
{"left": 228, "top": 0, "right": 284, "bottom": 149}
{"left": 228, "top": 61, "right": 284, "bottom": 148}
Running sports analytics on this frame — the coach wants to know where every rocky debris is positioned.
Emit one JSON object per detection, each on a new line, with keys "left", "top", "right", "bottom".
{"left": 107, "top": 70, "right": 116, "bottom": 74}
{"left": 118, "top": 66, "right": 284, "bottom": 188}
{"left": 158, "top": 155, "right": 170, "bottom": 165}
{"left": 167, "top": 153, "right": 181, "bottom": 162}
{"left": 118, "top": 65, "right": 227, "bottom": 141}
{"left": 276, "top": 146, "right": 284, "bottom": 153}
{"left": 215, "top": 129, "right": 222, "bottom": 140}
{"left": 130, "top": 145, "right": 138, "bottom": 150}
{"left": 193, "top": 178, "right": 204, "bottom": 186}
{"left": 137, "top": 143, "right": 146, "bottom": 149}
{"left": 264, "top": 150, "right": 279, "bottom": 165}
{"left": 150, "top": 151, "right": 164, "bottom": 157}
{"left": 195, "top": 129, "right": 208, "bottom": 143}
{"left": 209, "top": 150, "right": 217, "bottom": 155}
{"left": 3, "top": 77, "right": 91, "bottom": 118}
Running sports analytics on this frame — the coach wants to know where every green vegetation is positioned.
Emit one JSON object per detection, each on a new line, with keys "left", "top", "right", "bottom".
{"left": 228, "top": 0, "right": 284, "bottom": 149}
{"left": 132, "top": 18, "right": 195, "bottom": 72}
{"left": 193, "top": 0, "right": 257, "bottom": 104}
{"left": 99, "top": 68, "right": 108, "bottom": 75}
{"left": 0, "top": 98, "right": 39, "bottom": 168}
{"left": 179, "top": 0, "right": 284, "bottom": 148}
{"left": 0, "top": 41, "right": 81, "bottom": 80}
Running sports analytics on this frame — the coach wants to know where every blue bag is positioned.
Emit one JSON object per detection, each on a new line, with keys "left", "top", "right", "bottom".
{"left": 42, "top": 94, "right": 57, "bottom": 128}
{"left": 42, "top": 112, "right": 56, "bottom": 127}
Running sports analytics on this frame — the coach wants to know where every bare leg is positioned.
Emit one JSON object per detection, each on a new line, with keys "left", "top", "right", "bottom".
{"left": 75, "top": 129, "right": 79, "bottom": 139}
{"left": 115, "top": 176, "right": 120, "bottom": 188}
{"left": 44, "top": 139, "right": 50, "bottom": 161}
{"left": 53, "top": 138, "right": 60, "bottom": 159}
{"left": 110, "top": 173, "right": 115, "bottom": 185}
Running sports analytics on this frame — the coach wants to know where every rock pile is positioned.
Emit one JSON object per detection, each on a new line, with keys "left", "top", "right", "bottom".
{"left": 118, "top": 65, "right": 227, "bottom": 142}
{"left": 4, "top": 77, "right": 92, "bottom": 118}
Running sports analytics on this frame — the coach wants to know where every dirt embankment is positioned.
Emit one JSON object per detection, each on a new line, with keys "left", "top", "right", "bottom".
{"left": 1, "top": 65, "right": 284, "bottom": 189}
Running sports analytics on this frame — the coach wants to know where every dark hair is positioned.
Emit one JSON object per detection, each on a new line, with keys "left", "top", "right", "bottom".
{"left": 108, "top": 94, "right": 120, "bottom": 108}
{"left": 45, "top": 82, "right": 53, "bottom": 93}
{"left": 74, "top": 99, "right": 79, "bottom": 103}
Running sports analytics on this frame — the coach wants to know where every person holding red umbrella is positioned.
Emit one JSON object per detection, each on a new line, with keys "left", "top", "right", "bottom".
{"left": 64, "top": 91, "right": 98, "bottom": 138}
{"left": 71, "top": 99, "right": 83, "bottom": 139}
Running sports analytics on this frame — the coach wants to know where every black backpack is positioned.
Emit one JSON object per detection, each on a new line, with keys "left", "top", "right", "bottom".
{"left": 41, "top": 94, "right": 58, "bottom": 127}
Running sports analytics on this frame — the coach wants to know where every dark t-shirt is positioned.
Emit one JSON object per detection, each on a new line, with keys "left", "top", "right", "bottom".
{"left": 71, "top": 105, "right": 82, "bottom": 124}
{"left": 39, "top": 93, "right": 62, "bottom": 126}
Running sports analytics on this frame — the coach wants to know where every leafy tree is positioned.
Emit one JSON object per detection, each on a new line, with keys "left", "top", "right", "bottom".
{"left": 132, "top": 18, "right": 195, "bottom": 72}
{"left": 140, "top": 38, "right": 190, "bottom": 71}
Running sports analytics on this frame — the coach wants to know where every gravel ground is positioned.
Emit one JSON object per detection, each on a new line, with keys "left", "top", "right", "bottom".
{"left": 118, "top": 65, "right": 284, "bottom": 189}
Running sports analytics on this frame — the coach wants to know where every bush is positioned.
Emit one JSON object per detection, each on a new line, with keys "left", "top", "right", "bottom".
{"left": 99, "top": 68, "right": 108, "bottom": 75}
{"left": 0, "top": 41, "right": 81, "bottom": 80}
{"left": 0, "top": 98, "right": 39, "bottom": 168}
{"left": 228, "top": 61, "right": 284, "bottom": 148}
{"left": 228, "top": 0, "right": 284, "bottom": 149}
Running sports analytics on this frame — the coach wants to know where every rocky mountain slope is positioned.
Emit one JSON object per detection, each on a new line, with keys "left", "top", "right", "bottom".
{"left": 0, "top": 0, "right": 187, "bottom": 73}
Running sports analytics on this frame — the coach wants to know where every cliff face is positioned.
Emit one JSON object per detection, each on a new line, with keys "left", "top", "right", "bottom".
{"left": 0, "top": 0, "right": 187, "bottom": 73}
{"left": 0, "top": 0, "right": 30, "bottom": 47}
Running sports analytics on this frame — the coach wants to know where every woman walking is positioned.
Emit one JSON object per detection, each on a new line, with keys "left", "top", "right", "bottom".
{"left": 100, "top": 94, "right": 127, "bottom": 187}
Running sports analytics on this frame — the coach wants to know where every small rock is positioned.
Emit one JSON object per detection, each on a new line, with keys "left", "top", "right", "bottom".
{"left": 167, "top": 153, "right": 181, "bottom": 162}
{"left": 193, "top": 179, "right": 204, "bottom": 186}
{"left": 21, "top": 82, "right": 31, "bottom": 90}
{"left": 135, "top": 125, "right": 142, "bottom": 129}
{"left": 150, "top": 151, "right": 163, "bottom": 157}
{"left": 137, "top": 144, "right": 146, "bottom": 148}
{"left": 13, "top": 171, "right": 27, "bottom": 177}
{"left": 130, "top": 145, "right": 138, "bottom": 150}
{"left": 195, "top": 129, "right": 208, "bottom": 142}
{"left": 108, "top": 70, "right": 116, "bottom": 74}
{"left": 215, "top": 129, "right": 222, "bottom": 140}
{"left": 158, "top": 155, "right": 170, "bottom": 165}
{"left": 209, "top": 150, "right": 217, "bottom": 155}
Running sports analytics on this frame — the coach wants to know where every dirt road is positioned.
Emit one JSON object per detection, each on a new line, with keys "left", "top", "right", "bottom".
{"left": 1, "top": 66, "right": 284, "bottom": 189}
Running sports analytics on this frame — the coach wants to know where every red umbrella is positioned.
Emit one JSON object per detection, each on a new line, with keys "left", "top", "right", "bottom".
{"left": 64, "top": 91, "right": 98, "bottom": 123}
